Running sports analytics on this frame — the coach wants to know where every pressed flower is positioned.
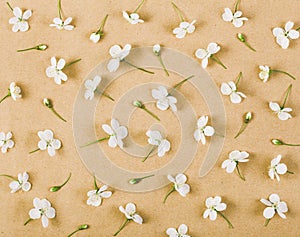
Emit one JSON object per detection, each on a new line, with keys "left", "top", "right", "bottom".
{"left": 164, "top": 174, "right": 190, "bottom": 203}
{"left": 50, "top": 0, "right": 74, "bottom": 30}
{"left": 234, "top": 112, "right": 252, "bottom": 138}
{"left": 259, "top": 65, "right": 296, "bottom": 83}
{"left": 114, "top": 203, "right": 143, "bottom": 236}
{"left": 0, "top": 82, "right": 22, "bottom": 104}
{"left": 153, "top": 44, "right": 169, "bottom": 76}
{"left": 166, "top": 224, "right": 190, "bottom": 237}
{"left": 237, "top": 33, "right": 256, "bottom": 51}
{"left": 84, "top": 76, "right": 114, "bottom": 101}
{"left": 260, "top": 194, "right": 288, "bottom": 226}
{"left": 17, "top": 44, "right": 47, "bottom": 52}
{"left": 271, "top": 139, "right": 300, "bottom": 147}
{"left": 82, "top": 119, "right": 128, "bottom": 148}
{"left": 107, "top": 44, "right": 154, "bottom": 74}
{"left": 46, "top": 57, "right": 81, "bottom": 85}
{"left": 268, "top": 155, "right": 293, "bottom": 181}
{"left": 221, "top": 72, "right": 246, "bottom": 104}
{"left": 133, "top": 100, "right": 160, "bottom": 121}
{"left": 90, "top": 14, "right": 108, "bottom": 43}
{"left": 203, "top": 196, "right": 233, "bottom": 228}
{"left": 195, "top": 42, "right": 227, "bottom": 69}
{"left": 128, "top": 174, "right": 155, "bottom": 185}
{"left": 172, "top": 2, "right": 196, "bottom": 38}
{"left": 222, "top": 0, "right": 248, "bottom": 28}
{"left": 0, "top": 131, "right": 15, "bottom": 153}
{"left": 0, "top": 172, "right": 31, "bottom": 193}
{"left": 67, "top": 224, "right": 89, "bottom": 237}
{"left": 49, "top": 172, "right": 71, "bottom": 192}
{"left": 273, "top": 21, "right": 299, "bottom": 49}
{"left": 7, "top": 2, "right": 32, "bottom": 32}
{"left": 29, "top": 129, "right": 61, "bottom": 157}
{"left": 122, "top": 0, "right": 145, "bottom": 24}
{"left": 269, "top": 84, "right": 292, "bottom": 121}
{"left": 194, "top": 116, "right": 215, "bottom": 145}
{"left": 87, "top": 176, "right": 112, "bottom": 207}
{"left": 25, "top": 198, "right": 56, "bottom": 228}
{"left": 43, "top": 98, "right": 67, "bottom": 122}
{"left": 221, "top": 150, "right": 249, "bottom": 180}
{"left": 143, "top": 130, "right": 170, "bottom": 162}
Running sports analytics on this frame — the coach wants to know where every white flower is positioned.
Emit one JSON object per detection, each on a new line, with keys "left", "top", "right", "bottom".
{"left": 221, "top": 81, "right": 246, "bottom": 104}
{"left": 37, "top": 129, "right": 62, "bottom": 157}
{"left": 151, "top": 86, "right": 177, "bottom": 112}
{"left": 153, "top": 44, "right": 161, "bottom": 55}
{"left": 29, "top": 198, "right": 56, "bottom": 228}
{"left": 146, "top": 130, "right": 170, "bottom": 157}
{"left": 268, "top": 155, "right": 288, "bottom": 181}
{"left": 195, "top": 42, "right": 220, "bottom": 68}
{"left": 119, "top": 203, "right": 143, "bottom": 224}
{"left": 167, "top": 174, "right": 190, "bottom": 197}
{"left": 9, "top": 7, "right": 32, "bottom": 32}
{"left": 0, "top": 132, "right": 14, "bottom": 153}
{"left": 173, "top": 20, "right": 196, "bottom": 38}
{"left": 222, "top": 8, "right": 248, "bottom": 28}
{"left": 259, "top": 65, "right": 270, "bottom": 82}
{"left": 87, "top": 185, "right": 112, "bottom": 207}
{"left": 90, "top": 32, "right": 101, "bottom": 43}
{"left": 260, "top": 194, "right": 288, "bottom": 219}
{"left": 50, "top": 17, "right": 74, "bottom": 31}
{"left": 193, "top": 116, "right": 215, "bottom": 145}
{"left": 203, "top": 196, "right": 227, "bottom": 221}
{"left": 221, "top": 150, "right": 249, "bottom": 173}
{"left": 107, "top": 44, "right": 131, "bottom": 72}
{"left": 9, "top": 82, "right": 22, "bottom": 100}
{"left": 122, "top": 11, "right": 144, "bottom": 24}
{"left": 269, "top": 102, "right": 292, "bottom": 121}
{"left": 46, "top": 57, "right": 68, "bottom": 85}
{"left": 102, "top": 119, "right": 128, "bottom": 148}
{"left": 9, "top": 172, "right": 31, "bottom": 193}
{"left": 166, "top": 224, "right": 190, "bottom": 237}
{"left": 273, "top": 21, "right": 299, "bottom": 49}
{"left": 84, "top": 76, "right": 101, "bottom": 100}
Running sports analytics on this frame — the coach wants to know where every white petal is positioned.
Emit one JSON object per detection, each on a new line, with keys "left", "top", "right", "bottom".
{"left": 193, "top": 129, "right": 201, "bottom": 142}
{"left": 276, "top": 164, "right": 287, "bottom": 175}
{"left": 64, "top": 17, "right": 73, "bottom": 25}
{"left": 273, "top": 27, "right": 284, "bottom": 37}
{"left": 46, "top": 207, "right": 56, "bottom": 218}
{"left": 285, "top": 21, "right": 294, "bottom": 32}
{"left": 269, "top": 102, "right": 280, "bottom": 112}
{"left": 215, "top": 203, "right": 227, "bottom": 211}
{"left": 226, "top": 161, "right": 237, "bottom": 173}
{"left": 220, "top": 83, "right": 232, "bottom": 95}
{"left": 100, "top": 191, "right": 112, "bottom": 198}
{"left": 230, "top": 93, "right": 242, "bottom": 104}
{"left": 115, "top": 126, "right": 128, "bottom": 139}
{"left": 209, "top": 210, "right": 217, "bottom": 221}
{"left": 269, "top": 194, "right": 280, "bottom": 203}
{"left": 260, "top": 198, "right": 272, "bottom": 206}
{"left": 195, "top": 49, "right": 207, "bottom": 59}
{"left": 167, "top": 175, "right": 175, "bottom": 183}
{"left": 22, "top": 10, "right": 32, "bottom": 20}
{"left": 107, "top": 59, "right": 120, "bottom": 72}
{"left": 33, "top": 198, "right": 42, "bottom": 209}
{"left": 203, "top": 126, "right": 215, "bottom": 136}
{"left": 233, "top": 18, "right": 244, "bottom": 28}
{"left": 175, "top": 174, "right": 187, "bottom": 184}
{"left": 166, "top": 228, "right": 178, "bottom": 236}
{"left": 203, "top": 209, "right": 210, "bottom": 218}
{"left": 42, "top": 215, "right": 49, "bottom": 228}
{"left": 125, "top": 203, "right": 136, "bottom": 214}
{"left": 47, "top": 146, "right": 56, "bottom": 156}
{"left": 268, "top": 169, "right": 275, "bottom": 180}
{"left": 177, "top": 184, "right": 190, "bottom": 196}
{"left": 108, "top": 136, "right": 118, "bottom": 148}
{"left": 9, "top": 181, "right": 20, "bottom": 193}
{"left": 29, "top": 209, "right": 41, "bottom": 219}
{"left": 13, "top": 7, "right": 22, "bottom": 18}
{"left": 222, "top": 8, "right": 233, "bottom": 22}
{"left": 51, "top": 139, "right": 61, "bottom": 149}
{"left": 278, "top": 201, "right": 288, "bottom": 213}
{"left": 278, "top": 111, "right": 291, "bottom": 121}
{"left": 102, "top": 124, "right": 113, "bottom": 135}
{"left": 288, "top": 30, "right": 299, "bottom": 39}
{"left": 197, "top": 116, "right": 208, "bottom": 128}
{"left": 278, "top": 36, "right": 289, "bottom": 49}
{"left": 22, "top": 182, "right": 31, "bottom": 192}
{"left": 263, "top": 207, "right": 275, "bottom": 219}
{"left": 221, "top": 159, "right": 231, "bottom": 169}
{"left": 157, "top": 99, "right": 170, "bottom": 111}
{"left": 178, "top": 224, "right": 188, "bottom": 234}
{"left": 277, "top": 210, "right": 287, "bottom": 219}
{"left": 57, "top": 59, "right": 66, "bottom": 70}
{"left": 201, "top": 57, "right": 209, "bottom": 68}
{"left": 133, "top": 214, "right": 143, "bottom": 224}
{"left": 207, "top": 42, "right": 220, "bottom": 54}
{"left": 271, "top": 155, "right": 281, "bottom": 167}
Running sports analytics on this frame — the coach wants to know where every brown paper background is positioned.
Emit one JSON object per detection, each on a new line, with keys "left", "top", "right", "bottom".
{"left": 0, "top": 0, "right": 300, "bottom": 236}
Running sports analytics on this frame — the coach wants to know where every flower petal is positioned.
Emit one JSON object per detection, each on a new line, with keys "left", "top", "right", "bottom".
{"left": 178, "top": 224, "right": 188, "bottom": 234}
{"left": 222, "top": 8, "right": 233, "bottom": 22}
{"left": 29, "top": 208, "right": 41, "bottom": 219}
{"left": 269, "top": 102, "right": 280, "bottom": 112}
{"left": 263, "top": 207, "right": 275, "bottom": 219}
{"left": 269, "top": 194, "right": 280, "bottom": 203}
{"left": 285, "top": 21, "right": 294, "bottom": 32}
{"left": 22, "top": 10, "right": 32, "bottom": 20}
{"left": 288, "top": 30, "right": 299, "bottom": 39}
{"left": 175, "top": 174, "right": 187, "bottom": 185}
{"left": 230, "top": 92, "right": 242, "bottom": 104}
{"left": 13, "top": 7, "right": 22, "bottom": 18}
{"left": 107, "top": 58, "right": 120, "bottom": 72}
{"left": 276, "top": 163, "right": 287, "bottom": 174}
{"left": 125, "top": 203, "right": 136, "bottom": 215}
{"left": 42, "top": 215, "right": 49, "bottom": 228}
{"left": 133, "top": 214, "right": 143, "bottom": 224}
{"left": 46, "top": 207, "right": 56, "bottom": 218}
{"left": 260, "top": 198, "right": 272, "bottom": 206}
{"left": 207, "top": 42, "right": 220, "bottom": 54}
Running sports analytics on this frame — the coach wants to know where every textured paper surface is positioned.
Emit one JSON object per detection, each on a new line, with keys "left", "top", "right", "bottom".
{"left": 0, "top": 0, "right": 300, "bottom": 236}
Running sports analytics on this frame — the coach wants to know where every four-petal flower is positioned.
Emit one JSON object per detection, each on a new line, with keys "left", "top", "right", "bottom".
{"left": 173, "top": 20, "right": 196, "bottom": 39}
{"left": 107, "top": 44, "right": 132, "bottom": 72}
{"left": 37, "top": 129, "right": 62, "bottom": 157}
{"left": 9, "top": 172, "right": 31, "bottom": 193}
{"left": 269, "top": 102, "right": 292, "bottom": 121}
{"left": 9, "top": 7, "right": 32, "bottom": 32}
{"left": 273, "top": 21, "right": 299, "bottom": 49}
{"left": 193, "top": 116, "right": 215, "bottom": 145}
{"left": 29, "top": 198, "right": 56, "bottom": 228}
{"left": 87, "top": 185, "right": 112, "bottom": 207}
{"left": 50, "top": 17, "right": 74, "bottom": 31}
{"left": 146, "top": 130, "right": 170, "bottom": 157}
{"left": 46, "top": 57, "right": 68, "bottom": 85}
{"left": 166, "top": 224, "right": 190, "bottom": 237}
{"left": 123, "top": 11, "right": 144, "bottom": 24}
{"left": 222, "top": 8, "right": 248, "bottom": 28}
{"left": 84, "top": 76, "right": 101, "bottom": 100}
{"left": 102, "top": 119, "right": 128, "bottom": 148}
{"left": 0, "top": 132, "right": 15, "bottom": 153}
{"left": 221, "top": 81, "right": 246, "bottom": 104}
{"left": 151, "top": 86, "right": 177, "bottom": 112}
{"left": 260, "top": 194, "right": 288, "bottom": 221}
{"left": 268, "top": 155, "right": 288, "bottom": 181}
{"left": 203, "top": 196, "right": 227, "bottom": 221}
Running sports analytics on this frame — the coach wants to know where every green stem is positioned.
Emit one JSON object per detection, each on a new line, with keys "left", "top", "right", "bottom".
{"left": 270, "top": 69, "right": 296, "bottom": 80}
{"left": 210, "top": 55, "right": 227, "bottom": 69}
{"left": 129, "top": 174, "right": 155, "bottom": 184}
{"left": 65, "top": 59, "right": 81, "bottom": 68}
{"left": 281, "top": 84, "right": 292, "bottom": 108}
{"left": 81, "top": 136, "right": 110, "bottom": 148}
{"left": 236, "top": 163, "right": 245, "bottom": 181}
{"left": 296, "top": 27, "right": 300, "bottom": 31}
{"left": 93, "top": 175, "right": 99, "bottom": 190}
{"left": 0, "top": 94, "right": 10, "bottom": 104}
{"left": 6, "top": 2, "right": 13, "bottom": 11}
{"left": 97, "top": 14, "right": 108, "bottom": 34}
{"left": 24, "top": 218, "right": 33, "bottom": 226}
{"left": 158, "top": 55, "right": 169, "bottom": 77}
{"left": 234, "top": 0, "right": 241, "bottom": 12}
{"left": 68, "top": 224, "right": 89, "bottom": 237}
{"left": 17, "top": 47, "right": 37, "bottom": 52}
{"left": 235, "top": 72, "right": 242, "bottom": 87}
{"left": 113, "top": 219, "right": 130, "bottom": 236}
{"left": 217, "top": 211, "right": 234, "bottom": 228}
{"left": 280, "top": 142, "right": 300, "bottom": 147}
{"left": 0, "top": 174, "right": 16, "bottom": 180}
{"left": 123, "top": 59, "right": 154, "bottom": 74}
{"left": 58, "top": 0, "right": 62, "bottom": 19}
{"left": 172, "top": 75, "right": 194, "bottom": 90}
{"left": 142, "top": 107, "right": 160, "bottom": 121}
{"left": 29, "top": 148, "right": 40, "bottom": 154}
{"left": 142, "top": 146, "right": 157, "bottom": 162}
{"left": 171, "top": 2, "right": 185, "bottom": 22}
{"left": 50, "top": 107, "right": 67, "bottom": 122}
{"left": 264, "top": 218, "right": 270, "bottom": 227}
{"left": 163, "top": 186, "right": 175, "bottom": 203}
{"left": 287, "top": 170, "right": 294, "bottom": 174}
{"left": 133, "top": 0, "right": 145, "bottom": 13}
{"left": 234, "top": 123, "right": 247, "bottom": 139}
{"left": 95, "top": 89, "right": 115, "bottom": 101}
{"left": 244, "top": 41, "right": 256, "bottom": 52}
{"left": 50, "top": 172, "right": 72, "bottom": 192}
{"left": 67, "top": 229, "right": 80, "bottom": 237}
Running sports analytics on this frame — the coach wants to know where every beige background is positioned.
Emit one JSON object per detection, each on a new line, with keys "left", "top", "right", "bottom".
{"left": 0, "top": 0, "right": 300, "bottom": 236}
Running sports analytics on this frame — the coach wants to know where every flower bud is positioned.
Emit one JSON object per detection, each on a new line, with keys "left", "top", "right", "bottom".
{"left": 49, "top": 186, "right": 61, "bottom": 192}
{"left": 153, "top": 44, "right": 161, "bottom": 56}
{"left": 129, "top": 178, "right": 141, "bottom": 185}
{"left": 37, "top": 44, "right": 47, "bottom": 51}
{"left": 245, "top": 112, "right": 252, "bottom": 122}
{"left": 272, "top": 139, "right": 283, "bottom": 145}
{"left": 79, "top": 224, "right": 89, "bottom": 230}
{"left": 133, "top": 100, "right": 143, "bottom": 108}
{"left": 43, "top": 98, "right": 52, "bottom": 108}
{"left": 237, "top": 33, "right": 245, "bottom": 42}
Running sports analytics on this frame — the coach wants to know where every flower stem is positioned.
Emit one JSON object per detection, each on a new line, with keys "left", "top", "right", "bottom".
{"left": 0, "top": 174, "right": 16, "bottom": 180}
{"left": 163, "top": 186, "right": 175, "bottom": 203}
{"left": 143, "top": 107, "right": 160, "bottom": 121}
{"left": 244, "top": 41, "right": 256, "bottom": 52}
{"left": 24, "top": 218, "right": 33, "bottom": 226}
{"left": 264, "top": 218, "right": 270, "bottom": 227}
{"left": 58, "top": 0, "right": 62, "bottom": 19}
{"left": 128, "top": 174, "right": 155, "bottom": 184}
{"left": 97, "top": 14, "right": 108, "bottom": 34}
{"left": 123, "top": 59, "right": 154, "bottom": 74}
{"left": 6, "top": 2, "right": 13, "bottom": 11}
{"left": 281, "top": 84, "right": 292, "bottom": 108}
{"left": 113, "top": 219, "right": 130, "bottom": 236}
{"left": 95, "top": 89, "right": 115, "bottom": 101}
{"left": 142, "top": 146, "right": 157, "bottom": 162}
{"left": 29, "top": 148, "right": 40, "bottom": 154}
{"left": 50, "top": 107, "right": 67, "bottom": 122}
{"left": 172, "top": 75, "right": 194, "bottom": 91}
{"left": 17, "top": 47, "right": 37, "bottom": 52}
{"left": 287, "top": 170, "right": 294, "bottom": 174}
{"left": 234, "top": 0, "right": 241, "bottom": 12}
{"left": 0, "top": 94, "right": 10, "bottom": 104}
{"left": 217, "top": 211, "right": 234, "bottom": 228}
{"left": 235, "top": 72, "right": 242, "bottom": 87}
{"left": 272, "top": 139, "right": 300, "bottom": 146}
{"left": 171, "top": 2, "right": 185, "bottom": 22}
{"left": 236, "top": 163, "right": 245, "bottom": 181}
{"left": 234, "top": 123, "right": 247, "bottom": 139}
{"left": 81, "top": 136, "right": 110, "bottom": 148}
{"left": 65, "top": 59, "right": 81, "bottom": 68}
{"left": 133, "top": 0, "right": 145, "bottom": 13}
{"left": 50, "top": 172, "right": 72, "bottom": 192}
{"left": 270, "top": 69, "right": 296, "bottom": 80}
{"left": 296, "top": 27, "right": 300, "bottom": 31}
{"left": 158, "top": 55, "right": 169, "bottom": 77}
{"left": 210, "top": 55, "right": 227, "bottom": 69}
{"left": 68, "top": 224, "right": 89, "bottom": 237}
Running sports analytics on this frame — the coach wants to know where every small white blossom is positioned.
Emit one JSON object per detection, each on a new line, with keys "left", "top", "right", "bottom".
{"left": 194, "top": 116, "right": 215, "bottom": 145}
{"left": 107, "top": 44, "right": 131, "bottom": 72}
{"left": 269, "top": 102, "right": 292, "bottom": 121}
{"left": 173, "top": 20, "right": 196, "bottom": 39}
{"left": 153, "top": 44, "right": 161, "bottom": 54}
{"left": 9, "top": 172, "right": 31, "bottom": 193}
{"left": 0, "top": 132, "right": 14, "bottom": 153}
{"left": 37, "top": 129, "right": 61, "bottom": 157}
{"left": 221, "top": 150, "right": 249, "bottom": 173}
{"left": 90, "top": 32, "right": 101, "bottom": 43}
{"left": 122, "top": 11, "right": 144, "bottom": 24}
{"left": 102, "top": 119, "right": 128, "bottom": 148}
{"left": 268, "top": 155, "right": 288, "bottom": 181}
{"left": 195, "top": 42, "right": 220, "bottom": 68}
{"left": 222, "top": 8, "right": 248, "bottom": 28}
{"left": 221, "top": 81, "right": 246, "bottom": 104}
{"left": 167, "top": 174, "right": 190, "bottom": 197}
{"left": 119, "top": 203, "right": 143, "bottom": 224}
{"left": 151, "top": 86, "right": 177, "bottom": 112}
{"left": 146, "top": 130, "right": 170, "bottom": 157}
{"left": 166, "top": 224, "right": 190, "bottom": 237}
{"left": 9, "top": 7, "right": 32, "bottom": 32}
{"left": 259, "top": 65, "right": 270, "bottom": 82}
{"left": 46, "top": 57, "right": 68, "bottom": 85}
{"left": 87, "top": 185, "right": 112, "bottom": 207}
{"left": 9, "top": 82, "right": 22, "bottom": 101}
{"left": 50, "top": 17, "right": 74, "bottom": 31}
{"left": 203, "top": 196, "right": 227, "bottom": 221}
{"left": 29, "top": 198, "right": 56, "bottom": 228}
{"left": 84, "top": 76, "right": 101, "bottom": 100}
{"left": 260, "top": 194, "right": 288, "bottom": 220}
{"left": 273, "top": 21, "right": 299, "bottom": 49}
